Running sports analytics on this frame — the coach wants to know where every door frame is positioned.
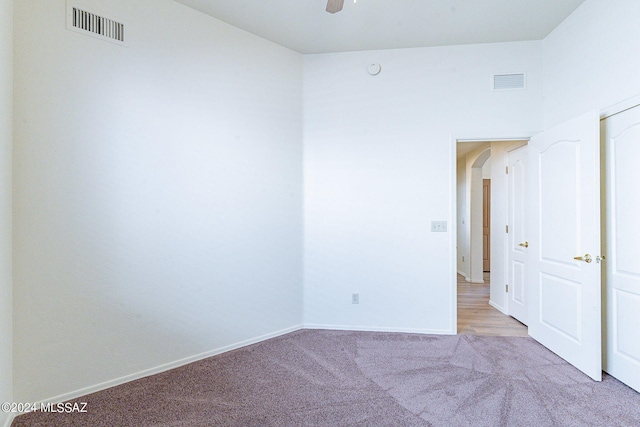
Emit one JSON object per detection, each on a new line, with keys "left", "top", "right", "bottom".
{"left": 450, "top": 95, "right": 640, "bottom": 363}
{"left": 451, "top": 134, "right": 535, "bottom": 334}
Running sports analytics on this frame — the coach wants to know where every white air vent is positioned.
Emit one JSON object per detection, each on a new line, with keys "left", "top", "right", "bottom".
{"left": 493, "top": 73, "right": 526, "bottom": 91}
{"left": 66, "top": 3, "right": 126, "bottom": 45}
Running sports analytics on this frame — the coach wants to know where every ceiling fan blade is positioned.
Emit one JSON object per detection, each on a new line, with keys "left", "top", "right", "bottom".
{"left": 326, "top": 0, "right": 344, "bottom": 14}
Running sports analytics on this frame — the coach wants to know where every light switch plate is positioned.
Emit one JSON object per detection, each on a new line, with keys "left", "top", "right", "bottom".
{"left": 431, "top": 221, "right": 447, "bottom": 232}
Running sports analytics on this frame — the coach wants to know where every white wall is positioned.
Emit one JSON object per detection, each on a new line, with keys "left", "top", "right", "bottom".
{"left": 13, "top": 0, "right": 303, "bottom": 402}
{"left": 303, "top": 42, "right": 542, "bottom": 333}
{"left": 0, "top": 0, "right": 12, "bottom": 424}
{"left": 482, "top": 158, "right": 492, "bottom": 179}
{"left": 543, "top": 0, "right": 640, "bottom": 127}
{"left": 467, "top": 147, "right": 491, "bottom": 284}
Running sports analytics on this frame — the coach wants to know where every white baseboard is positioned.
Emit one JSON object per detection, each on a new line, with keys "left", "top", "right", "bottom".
{"left": 489, "top": 300, "right": 506, "bottom": 314}
{"left": 456, "top": 270, "right": 469, "bottom": 281}
{"left": 304, "top": 323, "right": 455, "bottom": 335}
{"left": 29, "top": 324, "right": 304, "bottom": 409}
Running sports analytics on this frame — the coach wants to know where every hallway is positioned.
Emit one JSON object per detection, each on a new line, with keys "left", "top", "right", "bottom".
{"left": 457, "top": 273, "right": 528, "bottom": 337}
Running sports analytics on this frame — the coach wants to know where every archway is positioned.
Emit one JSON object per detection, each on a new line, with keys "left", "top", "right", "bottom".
{"left": 466, "top": 146, "right": 491, "bottom": 283}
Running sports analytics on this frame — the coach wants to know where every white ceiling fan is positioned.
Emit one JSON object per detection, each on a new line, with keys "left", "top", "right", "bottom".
{"left": 326, "top": 0, "right": 345, "bottom": 14}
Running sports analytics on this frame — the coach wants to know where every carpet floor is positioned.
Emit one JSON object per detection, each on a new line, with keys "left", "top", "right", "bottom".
{"left": 12, "top": 329, "right": 640, "bottom": 426}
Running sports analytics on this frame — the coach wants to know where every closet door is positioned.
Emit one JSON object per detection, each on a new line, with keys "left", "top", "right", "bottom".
{"left": 507, "top": 146, "right": 528, "bottom": 325}
{"left": 602, "top": 104, "right": 640, "bottom": 392}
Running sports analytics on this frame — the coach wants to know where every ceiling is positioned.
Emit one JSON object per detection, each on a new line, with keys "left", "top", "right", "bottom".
{"left": 172, "top": 0, "right": 587, "bottom": 54}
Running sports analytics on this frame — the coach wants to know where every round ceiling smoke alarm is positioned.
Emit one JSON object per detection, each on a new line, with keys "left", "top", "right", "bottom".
{"left": 368, "top": 63, "right": 381, "bottom": 76}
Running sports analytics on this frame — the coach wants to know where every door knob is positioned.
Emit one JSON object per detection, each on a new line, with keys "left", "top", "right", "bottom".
{"left": 518, "top": 242, "right": 529, "bottom": 248}
{"left": 574, "top": 254, "right": 592, "bottom": 263}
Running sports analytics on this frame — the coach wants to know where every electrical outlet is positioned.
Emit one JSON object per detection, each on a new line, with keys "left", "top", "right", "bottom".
{"left": 352, "top": 293, "right": 359, "bottom": 304}
{"left": 431, "top": 221, "right": 447, "bottom": 232}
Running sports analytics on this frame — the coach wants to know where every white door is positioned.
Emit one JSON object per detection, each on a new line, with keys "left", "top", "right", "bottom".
{"left": 527, "top": 111, "right": 602, "bottom": 381}
{"left": 602, "top": 104, "right": 640, "bottom": 392}
{"left": 507, "top": 146, "right": 528, "bottom": 325}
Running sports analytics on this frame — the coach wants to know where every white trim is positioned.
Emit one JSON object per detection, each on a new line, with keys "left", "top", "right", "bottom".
{"left": 456, "top": 136, "right": 533, "bottom": 143}
{"left": 489, "top": 300, "right": 507, "bottom": 314}
{"left": 304, "top": 324, "right": 454, "bottom": 335}
{"left": 450, "top": 134, "right": 458, "bottom": 335}
{"left": 600, "top": 93, "right": 640, "bottom": 120}
{"left": 456, "top": 270, "right": 469, "bottom": 281}
{"left": 500, "top": 145, "right": 510, "bottom": 315}
{"left": 21, "top": 325, "right": 304, "bottom": 411}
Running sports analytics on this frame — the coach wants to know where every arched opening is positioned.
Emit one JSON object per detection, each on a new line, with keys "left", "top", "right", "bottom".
{"left": 469, "top": 147, "right": 491, "bottom": 283}
{"left": 456, "top": 143, "right": 490, "bottom": 284}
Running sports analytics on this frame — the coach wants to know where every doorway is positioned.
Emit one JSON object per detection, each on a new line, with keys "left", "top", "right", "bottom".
{"left": 453, "top": 105, "right": 640, "bottom": 388}
{"left": 456, "top": 140, "right": 528, "bottom": 336}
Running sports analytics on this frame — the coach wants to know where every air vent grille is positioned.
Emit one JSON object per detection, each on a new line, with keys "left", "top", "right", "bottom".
{"left": 68, "top": 6, "right": 125, "bottom": 45}
{"left": 493, "top": 73, "right": 526, "bottom": 91}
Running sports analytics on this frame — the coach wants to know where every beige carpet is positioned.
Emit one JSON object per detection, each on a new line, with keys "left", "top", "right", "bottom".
{"left": 13, "top": 330, "right": 640, "bottom": 426}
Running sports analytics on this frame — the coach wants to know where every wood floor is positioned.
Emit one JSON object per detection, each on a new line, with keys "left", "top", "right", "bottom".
{"left": 458, "top": 273, "right": 528, "bottom": 337}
